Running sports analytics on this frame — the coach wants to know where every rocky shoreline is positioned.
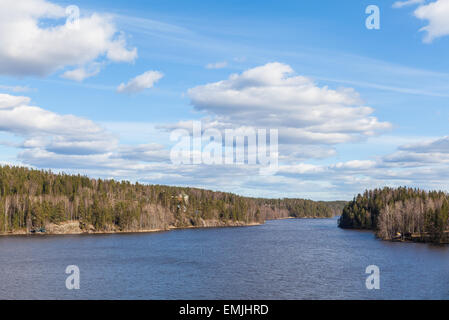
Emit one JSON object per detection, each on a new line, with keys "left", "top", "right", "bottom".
{"left": 0, "top": 219, "right": 264, "bottom": 237}
{"left": 388, "top": 231, "right": 449, "bottom": 244}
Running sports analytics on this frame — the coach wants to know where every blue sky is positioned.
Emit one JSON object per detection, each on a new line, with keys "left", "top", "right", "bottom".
{"left": 1, "top": 0, "right": 449, "bottom": 200}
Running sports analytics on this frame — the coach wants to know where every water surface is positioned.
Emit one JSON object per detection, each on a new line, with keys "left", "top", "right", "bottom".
{"left": 1, "top": 218, "right": 448, "bottom": 299}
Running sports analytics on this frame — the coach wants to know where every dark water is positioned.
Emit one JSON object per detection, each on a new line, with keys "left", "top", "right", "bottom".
{"left": 1, "top": 218, "right": 448, "bottom": 300}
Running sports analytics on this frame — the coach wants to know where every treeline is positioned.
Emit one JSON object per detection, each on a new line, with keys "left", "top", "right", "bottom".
{"left": 339, "top": 187, "right": 449, "bottom": 244}
{"left": 0, "top": 166, "right": 339, "bottom": 234}
{"left": 318, "top": 201, "right": 347, "bottom": 217}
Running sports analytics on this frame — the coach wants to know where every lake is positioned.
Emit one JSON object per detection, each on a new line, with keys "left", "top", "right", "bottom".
{"left": 1, "top": 218, "right": 448, "bottom": 299}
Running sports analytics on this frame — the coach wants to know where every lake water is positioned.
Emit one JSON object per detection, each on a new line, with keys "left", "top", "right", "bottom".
{"left": 1, "top": 218, "right": 448, "bottom": 300}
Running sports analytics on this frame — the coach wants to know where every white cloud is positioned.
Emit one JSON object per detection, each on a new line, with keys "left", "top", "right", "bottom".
{"left": 0, "top": 94, "right": 171, "bottom": 169}
{"left": 113, "top": 143, "right": 170, "bottom": 162}
{"left": 0, "top": 85, "right": 33, "bottom": 93}
{"left": 277, "top": 163, "right": 325, "bottom": 175}
{"left": 61, "top": 64, "right": 101, "bottom": 82}
{"left": 400, "top": 135, "right": 449, "bottom": 153}
{"left": 117, "top": 71, "right": 164, "bottom": 94}
{"left": 278, "top": 145, "right": 337, "bottom": 161}
{"left": 331, "top": 160, "right": 377, "bottom": 170}
{"left": 383, "top": 136, "right": 449, "bottom": 166}
{"left": 414, "top": 0, "right": 449, "bottom": 42}
{"left": 0, "top": 94, "right": 31, "bottom": 109}
{"left": 186, "top": 62, "right": 391, "bottom": 146}
{"left": 0, "top": 93, "right": 116, "bottom": 155}
{"left": 0, "top": 0, "right": 137, "bottom": 78}
{"left": 392, "top": 0, "right": 425, "bottom": 8}
{"left": 206, "top": 61, "right": 228, "bottom": 69}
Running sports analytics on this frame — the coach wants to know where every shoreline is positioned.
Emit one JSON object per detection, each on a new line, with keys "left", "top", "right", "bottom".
{"left": 0, "top": 216, "right": 337, "bottom": 237}
{"left": 340, "top": 226, "right": 449, "bottom": 245}
{"left": 0, "top": 220, "right": 265, "bottom": 237}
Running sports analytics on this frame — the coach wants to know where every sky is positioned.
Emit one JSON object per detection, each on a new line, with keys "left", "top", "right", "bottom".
{"left": 1, "top": 0, "right": 449, "bottom": 200}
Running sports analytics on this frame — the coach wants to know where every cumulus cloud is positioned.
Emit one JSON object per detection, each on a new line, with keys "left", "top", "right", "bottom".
{"left": 61, "top": 64, "right": 102, "bottom": 82}
{"left": 0, "top": 0, "right": 137, "bottom": 78}
{"left": 0, "top": 94, "right": 31, "bottom": 109}
{"left": 383, "top": 136, "right": 449, "bottom": 166}
{"left": 0, "top": 93, "right": 116, "bottom": 155}
{"left": 0, "top": 93, "right": 172, "bottom": 170}
{"left": 400, "top": 136, "right": 449, "bottom": 153}
{"left": 331, "top": 160, "right": 377, "bottom": 170}
{"left": 185, "top": 62, "right": 390, "bottom": 147}
{"left": 412, "top": 0, "right": 449, "bottom": 43}
{"left": 117, "top": 71, "right": 164, "bottom": 94}
{"left": 152, "top": 63, "right": 392, "bottom": 166}
{"left": 277, "top": 135, "right": 449, "bottom": 196}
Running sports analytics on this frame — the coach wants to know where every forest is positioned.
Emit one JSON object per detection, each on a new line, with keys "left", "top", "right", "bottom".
{"left": 0, "top": 166, "right": 342, "bottom": 234}
{"left": 338, "top": 187, "right": 449, "bottom": 244}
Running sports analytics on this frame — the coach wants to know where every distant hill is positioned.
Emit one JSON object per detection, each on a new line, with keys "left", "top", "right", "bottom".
{"left": 318, "top": 201, "right": 347, "bottom": 217}
{"left": 0, "top": 166, "right": 344, "bottom": 235}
